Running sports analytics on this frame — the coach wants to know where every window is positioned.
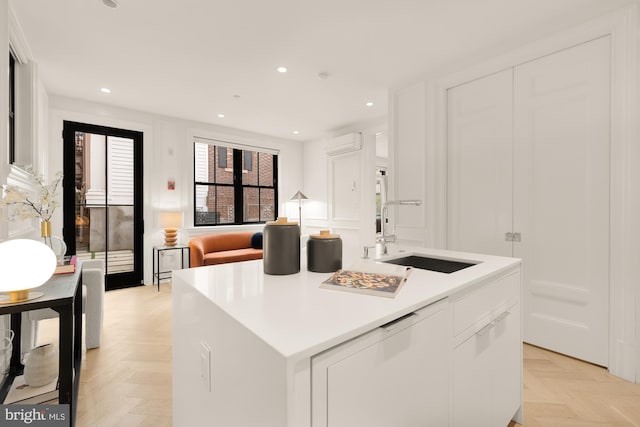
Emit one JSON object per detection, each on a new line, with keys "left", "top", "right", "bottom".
{"left": 217, "top": 147, "right": 227, "bottom": 168}
{"left": 8, "top": 51, "right": 16, "bottom": 164}
{"left": 194, "top": 142, "right": 278, "bottom": 226}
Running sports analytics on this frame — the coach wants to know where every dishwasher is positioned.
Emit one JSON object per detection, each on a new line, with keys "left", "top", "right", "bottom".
{"left": 311, "top": 298, "right": 450, "bottom": 427}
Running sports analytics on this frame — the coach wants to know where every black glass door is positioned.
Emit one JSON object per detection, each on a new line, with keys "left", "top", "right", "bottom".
{"left": 63, "top": 121, "right": 143, "bottom": 290}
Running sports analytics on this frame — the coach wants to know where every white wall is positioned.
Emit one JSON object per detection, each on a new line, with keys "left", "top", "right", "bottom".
{"left": 48, "top": 95, "right": 303, "bottom": 285}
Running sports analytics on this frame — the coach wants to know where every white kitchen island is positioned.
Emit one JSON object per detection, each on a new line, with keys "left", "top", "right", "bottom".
{"left": 172, "top": 246, "right": 522, "bottom": 427}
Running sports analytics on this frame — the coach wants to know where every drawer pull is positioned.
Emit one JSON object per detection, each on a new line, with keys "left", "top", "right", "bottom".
{"left": 476, "top": 322, "right": 494, "bottom": 336}
{"left": 495, "top": 311, "right": 510, "bottom": 322}
{"left": 381, "top": 313, "right": 419, "bottom": 332}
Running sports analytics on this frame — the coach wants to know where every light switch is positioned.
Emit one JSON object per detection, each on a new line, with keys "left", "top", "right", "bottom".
{"left": 200, "top": 341, "right": 211, "bottom": 392}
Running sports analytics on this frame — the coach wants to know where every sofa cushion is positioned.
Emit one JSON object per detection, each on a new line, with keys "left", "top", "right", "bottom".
{"left": 203, "top": 248, "right": 263, "bottom": 266}
{"left": 251, "top": 232, "right": 263, "bottom": 249}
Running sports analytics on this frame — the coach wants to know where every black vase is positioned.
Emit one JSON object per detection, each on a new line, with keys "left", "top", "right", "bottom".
{"left": 307, "top": 230, "right": 342, "bottom": 273}
{"left": 263, "top": 218, "right": 300, "bottom": 275}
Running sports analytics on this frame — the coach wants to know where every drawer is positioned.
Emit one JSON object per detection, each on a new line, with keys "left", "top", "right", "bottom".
{"left": 453, "top": 269, "right": 520, "bottom": 337}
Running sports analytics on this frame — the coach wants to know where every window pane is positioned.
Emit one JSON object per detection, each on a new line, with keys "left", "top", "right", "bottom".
{"left": 242, "top": 150, "right": 258, "bottom": 185}
{"left": 258, "top": 153, "right": 274, "bottom": 186}
{"left": 194, "top": 185, "right": 234, "bottom": 224}
{"left": 243, "top": 187, "right": 259, "bottom": 222}
{"left": 216, "top": 186, "right": 235, "bottom": 224}
{"left": 194, "top": 184, "right": 219, "bottom": 225}
{"left": 260, "top": 188, "right": 276, "bottom": 221}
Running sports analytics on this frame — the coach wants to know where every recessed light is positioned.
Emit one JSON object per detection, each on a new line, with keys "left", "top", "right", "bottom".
{"left": 217, "top": 114, "right": 225, "bottom": 118}
{"left": 100, "top": 87, "right": 111, "bottom": 93}
{"left": 366, "top": 101, "right": 375, "bottom": 107}
{"left": 102, "top": 0, "right": 119, "bottom": 8}
{"left": 293, "top": 130, "right": 300, "bottom": 135}
{"left": 277, "top": 66, "right": 288, "bottom": 73}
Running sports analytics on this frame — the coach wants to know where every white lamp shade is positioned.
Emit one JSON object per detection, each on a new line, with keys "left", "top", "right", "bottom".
{"left": 0, "top": 239, "right": 56, "bottom": 292}
{"left": 158, "top": 211, "right": 183, "bottom": 228}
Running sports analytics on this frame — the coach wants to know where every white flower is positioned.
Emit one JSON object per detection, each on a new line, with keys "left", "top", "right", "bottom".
{"left": 0, "top": 168, "right": 63, "bottom": 222}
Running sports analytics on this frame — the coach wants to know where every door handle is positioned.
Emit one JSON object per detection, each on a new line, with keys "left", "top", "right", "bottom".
{"left": 505, "top": 232, "right": 521, "bottom": 242}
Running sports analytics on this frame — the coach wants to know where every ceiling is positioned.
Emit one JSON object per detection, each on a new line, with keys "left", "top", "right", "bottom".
{"left": 10, "top": 0, "right": 635, "bottom": 142}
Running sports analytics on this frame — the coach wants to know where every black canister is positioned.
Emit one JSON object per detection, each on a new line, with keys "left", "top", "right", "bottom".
{"left": 263, "top": 217, "right": 300, "bottom": 275}
{"left": 307, "top": 230, "right": 342, "bottom": 273}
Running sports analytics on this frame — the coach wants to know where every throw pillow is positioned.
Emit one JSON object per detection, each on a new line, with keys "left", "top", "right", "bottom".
{"left": 251, "top": 232, "right": 263, "bottom": 249}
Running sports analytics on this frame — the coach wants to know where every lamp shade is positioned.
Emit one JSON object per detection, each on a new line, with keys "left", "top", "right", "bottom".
{"left": 0, "top": 239, "right": 56, "bottom": 302}
{"left": 290, "top": 190, "right": 308, "bottom": 201}
{"left": 158, "top": 211, "right": 183, "bottom": 228}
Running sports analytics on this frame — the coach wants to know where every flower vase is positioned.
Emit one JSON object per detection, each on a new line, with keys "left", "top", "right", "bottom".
{"left": 41, "top": 220, "right": 67, "bottom": 264}
{"left": 41, "top": 220, "right": 52, "bottom": 245}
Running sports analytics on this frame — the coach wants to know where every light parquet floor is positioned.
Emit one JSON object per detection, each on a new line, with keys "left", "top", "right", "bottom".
{"left": 516, "top": 344, "right": 640, "bottom": 427}
{"left": 37, "top": 284, "right": 640, "bottom": 426}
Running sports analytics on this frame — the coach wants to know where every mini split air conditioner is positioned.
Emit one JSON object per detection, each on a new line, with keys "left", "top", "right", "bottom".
{"left": 325, "top": 132, "right": 362, "bottom": 156}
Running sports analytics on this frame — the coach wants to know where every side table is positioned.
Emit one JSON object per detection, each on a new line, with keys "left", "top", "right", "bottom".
{"left": 0, "top": 264, "right": 83, "bottom": 426}
{"left": 152, "top": 245, "right": 190, "bottom": 291}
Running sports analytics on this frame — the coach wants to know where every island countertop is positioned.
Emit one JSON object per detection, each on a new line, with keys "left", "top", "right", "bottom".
{"left": 172, "top": 245, "right": 521, "bottom": 361}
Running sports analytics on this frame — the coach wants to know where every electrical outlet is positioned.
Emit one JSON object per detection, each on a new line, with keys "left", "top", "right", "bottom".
{"left": 200, "top": 341, "right": 211, "bottom": 392}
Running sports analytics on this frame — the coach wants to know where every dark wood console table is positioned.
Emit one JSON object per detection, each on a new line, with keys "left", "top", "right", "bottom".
{"left": 0, "top": 263, "right": 83, "bottom": 426}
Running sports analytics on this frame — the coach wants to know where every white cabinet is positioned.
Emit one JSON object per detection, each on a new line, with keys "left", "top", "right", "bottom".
{"left": 451, "top": 269, "right": 522, "bottom": 427}
{"left": 311, "top": 299, "right": 449, "bottom": 427}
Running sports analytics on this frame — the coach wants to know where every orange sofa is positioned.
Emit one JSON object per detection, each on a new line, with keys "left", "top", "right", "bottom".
{"left": 189, "top": 231, "right": 263, "bottom": 267}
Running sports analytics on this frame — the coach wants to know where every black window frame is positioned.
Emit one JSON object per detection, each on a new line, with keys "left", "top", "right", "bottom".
{"left": 194, "top": 143, "right": 278, "bottom": 226}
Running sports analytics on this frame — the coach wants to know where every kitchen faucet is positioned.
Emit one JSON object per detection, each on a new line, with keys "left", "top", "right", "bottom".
{"left": 377, "top": 199, "right": 422, "bottom": 255}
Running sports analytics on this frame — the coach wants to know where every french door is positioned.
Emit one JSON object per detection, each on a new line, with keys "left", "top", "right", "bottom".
{"left": 447, "top": 37, "right": 610, "bottom": 366}
{"left": 62, "top": 121, "right": 144, "bottom": 290}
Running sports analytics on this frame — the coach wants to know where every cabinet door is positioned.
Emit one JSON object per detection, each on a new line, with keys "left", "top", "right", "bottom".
{"left": 514, "top": 36, "right": 610, "bottom": 366}
{"left": 452, "top": 304, "right": 522, "bottom": 427}
{"left": 447, "top": 69, "right": 513, "bottom": 257}
{"left": 491, "top": 304, "right": 522, "bottom": 426}
{"left": 452, "top": 321, "right": 494, "bottom": 427}
{"left": 312, "top": 301, "right": 449, "bottom": 427}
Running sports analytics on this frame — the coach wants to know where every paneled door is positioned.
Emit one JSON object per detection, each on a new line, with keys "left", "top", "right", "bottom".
{"left": 446, "top": 36, "right": 611, "bottom": 366}
{"left": 514, "top": 36, "right": 610, "bottom": 367}
{"left": 447, "top": 69, "right": 514, "bottom": 257}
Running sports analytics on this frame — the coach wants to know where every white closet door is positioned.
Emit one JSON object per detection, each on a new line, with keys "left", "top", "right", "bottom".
{"left": 447, "top": 69, "right": 513, "bottom": 257}
{"left": 514, "top": 36, "right": 610, "bottom": 366}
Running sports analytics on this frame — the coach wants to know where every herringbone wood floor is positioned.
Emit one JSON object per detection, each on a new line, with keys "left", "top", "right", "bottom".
{"left": 37, "top": 284, "right": 640, "bottom": 426}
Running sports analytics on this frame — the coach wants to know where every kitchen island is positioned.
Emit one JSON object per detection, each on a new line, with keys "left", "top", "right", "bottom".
{"left": 172, "top": 246, "right": 522, "bottom": 427}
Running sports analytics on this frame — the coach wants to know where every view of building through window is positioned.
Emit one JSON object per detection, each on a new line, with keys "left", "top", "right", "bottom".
{"left": 194, "top": 142, "right": 277, "bottom": 226}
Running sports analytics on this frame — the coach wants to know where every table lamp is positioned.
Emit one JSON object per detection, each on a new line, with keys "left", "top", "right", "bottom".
{"left": 158, "top": 211, "right": 183, "bottom": 247}
{"left": 290, "top": 190, "right": 308, "bottom": 234}
{"left": 0, "top": 239, "right": 56, "bottom": 303}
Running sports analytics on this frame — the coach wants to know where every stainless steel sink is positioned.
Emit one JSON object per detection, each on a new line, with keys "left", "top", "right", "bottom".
{"left": 383, "top": 255, "right": 477, "bottom": 274}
